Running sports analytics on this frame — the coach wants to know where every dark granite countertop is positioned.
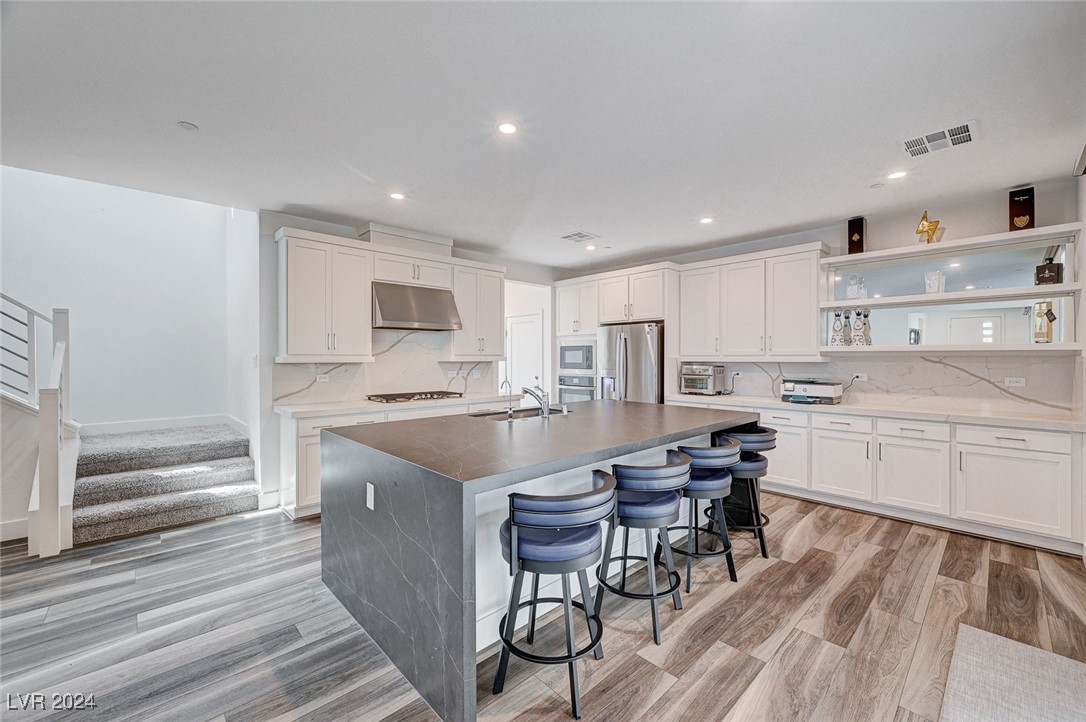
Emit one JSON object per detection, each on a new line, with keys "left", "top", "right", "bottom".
{"left": 326, "top": 400, "right": 758, "bottom": 492}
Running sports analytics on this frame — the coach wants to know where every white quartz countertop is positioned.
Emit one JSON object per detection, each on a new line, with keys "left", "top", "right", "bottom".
{"left": 666, "top": 393, "right": 1085, "bottom": 432}
{"left": 274, "top": 392, "right": 524, "bottom": 419}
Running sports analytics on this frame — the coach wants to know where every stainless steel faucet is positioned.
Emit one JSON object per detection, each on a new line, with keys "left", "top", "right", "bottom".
{"left": 500, "top": 378, "right": 515, "bottom": 421}
{"left": 521, "top": 377, "right": 550, "bottom": 417}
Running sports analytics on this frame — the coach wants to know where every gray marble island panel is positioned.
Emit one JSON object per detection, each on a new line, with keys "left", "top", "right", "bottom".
{"left": 320, "top": 400, "right": 758, "bottom": 721}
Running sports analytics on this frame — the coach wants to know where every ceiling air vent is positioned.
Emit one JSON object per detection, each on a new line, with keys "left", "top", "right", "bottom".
{"left": 899, "top": 120, "right": 978, "bottom": 158}
{"left": 561, "top": 231, "right": 600, "bottom": 243}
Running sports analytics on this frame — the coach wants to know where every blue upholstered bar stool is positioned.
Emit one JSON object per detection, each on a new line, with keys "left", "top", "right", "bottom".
{"left": 655, "top": 437, "right": 742, "bottom": 592}
{"left": 594, "top": 450, "right": 692, "bottom": 645}
{"left": 713, "top": 427, "right": 776, "bottom": 559}
{"left": 493, "top": 470, "right": 617, "bottom": 719}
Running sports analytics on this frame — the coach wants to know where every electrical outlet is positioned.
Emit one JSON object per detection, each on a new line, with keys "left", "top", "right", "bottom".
{"left": 366, "top": 482, "right": 375, "bottom": 510}
{"left": 316, "top": 374, "right": 330, "bottom": 383}
{"left": 854, "top": 373, "right": 868, "bottom": 382}
{"left": 251, "top": 354, "right": 259, "bottom": 368}
{"left": 1003, "top": 377, "right": 1026, "bottom": 387}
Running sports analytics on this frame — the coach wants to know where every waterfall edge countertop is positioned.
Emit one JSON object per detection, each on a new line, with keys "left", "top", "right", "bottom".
{"left": 325, "top": 399, "right": 759, "bottom": 492}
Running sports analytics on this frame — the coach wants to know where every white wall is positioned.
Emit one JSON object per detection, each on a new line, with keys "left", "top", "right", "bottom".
{"left": 225, "top": 208, "right": 263, "bottom": 486}
{"left": 1, "top": 166, "right": 252, "bottom": 431}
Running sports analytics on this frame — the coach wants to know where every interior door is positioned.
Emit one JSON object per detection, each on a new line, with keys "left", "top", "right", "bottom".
{"left": 286, "top": 239, "right": 331, "bottom": 355}
{"left": 720, "top": 260, "right": 766, "bottom": 357}
{"left": 505, "top": 312, "right": 544, "bottom": 407}
{"left": 948, "top": 315, "right": 1004, "bottom": 345}
{"left": 330, "top": 247, "right": 371, "bottom": 356}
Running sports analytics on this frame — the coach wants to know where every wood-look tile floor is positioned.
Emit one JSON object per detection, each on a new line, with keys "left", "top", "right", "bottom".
{"left": 2, "top": 497, "right": 1085, "bottom": 722}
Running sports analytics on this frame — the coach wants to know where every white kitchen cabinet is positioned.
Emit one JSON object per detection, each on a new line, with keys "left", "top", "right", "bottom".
{"left": 679, "top": 268, "right": 721, "bottom": 357}
{"left": 599, "top": 277, "right": 630, "bottom": 324}
{"left": 954, "top": 443, "right": 1073, "bottom": 539}
{"left": 373, "top": 253, "right": 452, "bottom": 289}
{"left": 765, "top": 253, "right": 819, "bottom": 357}
{"left": 765, "top": 425, "right": 810, "bottom": 489}
{"left": 597, "top": 270, "right": 666, "bottom": 324}
{"left": 450, "top": 267, "right": 505, "bottom": 359}
{"left": 876, "top": 436, "right": 950, "bottom": 515}
{"left": 720, "top": 260, "right": 766, "bottom": 357}
{"left": 556, "top": 282, "right": 599, "bottom": 336}
{"left": 811, "top": 428, "right": 873, "bottom": 500}
{"left": 277, "top": 237, "right": 373, "bottom": 363}
{"left": 298, "top": 436, "right": 323, "bottom": 511}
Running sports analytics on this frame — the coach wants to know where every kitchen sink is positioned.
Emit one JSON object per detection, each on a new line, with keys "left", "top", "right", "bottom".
{"left": 469, "top": 407, "right": 571, "bottom": 420}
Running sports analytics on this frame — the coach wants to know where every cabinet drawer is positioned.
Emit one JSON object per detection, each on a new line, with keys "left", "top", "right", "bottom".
{"left": 469, "top": 402, "right": 511, "bottom": 413}
{"left": 955, "top": 425, "right": 1072, "bottom": 455}
{"left": 759, "top": 408, "right": 809, "bottom": 428}
{"left": 812, "top": 414, "right": 872, "bottom": 434}
{"left": 385, "top": 405, "right": 465, "bottom": 421}
{"left": 299, "top": 412, "right": 385, "bottom": 436}
{"left": 876, "top": 419, "right": 950, "bottom": 442}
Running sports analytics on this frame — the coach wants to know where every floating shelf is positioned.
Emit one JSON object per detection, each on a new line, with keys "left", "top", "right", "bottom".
{"left": 821, "top": 222, "right": 1082, "bottom": 269}
{"left": 819, "top": 282, "right": 1082, "bottom": 311}
{"left": 819, "top": 344, "right": 1082, "bottom": 357}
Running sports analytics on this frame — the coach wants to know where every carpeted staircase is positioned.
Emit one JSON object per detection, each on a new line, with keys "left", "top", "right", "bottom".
{"left": 72, "top": 425, "right": 260, "bottom": 544}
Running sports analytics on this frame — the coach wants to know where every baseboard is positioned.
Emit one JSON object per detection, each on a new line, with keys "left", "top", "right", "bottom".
{"left": 1, "top": 518, "right": 28, "bottom": 543}
{"left": 79, "top": 414, "right": 237, "bottom": 435}
{"left": 223, "top": 415, "right": 250, "bottom": 437}
{"left": 258, "top": 491, "right": 280, "bottom": 510}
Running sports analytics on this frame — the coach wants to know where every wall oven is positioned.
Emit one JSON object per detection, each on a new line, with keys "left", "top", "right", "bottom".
{"left": 558, "top": 341, "right": 595, "bottom": 373}
{"left": 557, "top": 375, "right": 596, "bottom": 404}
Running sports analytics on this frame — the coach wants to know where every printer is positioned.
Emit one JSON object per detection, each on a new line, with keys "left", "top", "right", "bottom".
{"left": 780, "top": 378, "right": 843, "bottom": 404}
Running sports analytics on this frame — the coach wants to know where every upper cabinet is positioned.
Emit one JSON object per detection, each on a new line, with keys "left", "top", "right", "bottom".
{"left": 374, "top": 253, "right": 452, "bottom": 289}
{"left": 598, "top": 270, "right": 666, "bottom": 324}
{"left": 449, "top": 267, "right": 505, "bottom": 360}
{"left": 277, "top": 237, "right": 374, "bottom": 363}
{"left": 556, "top": 281, "right": 599, "bottom": 336}
{"left": 680, "top": 246, "right": 823, "bottom": 361}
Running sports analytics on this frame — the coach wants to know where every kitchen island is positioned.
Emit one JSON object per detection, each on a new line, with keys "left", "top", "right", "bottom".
{"left": 320, "top": 400, "right": 758, "bottom": 721}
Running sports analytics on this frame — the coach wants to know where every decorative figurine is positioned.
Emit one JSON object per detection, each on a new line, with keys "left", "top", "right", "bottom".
{"left": 861, "top": 309, "right": 872, "bottom": 345}
{"left": 850, "top": 308, "right": 868, "bottom": 345}
{"left": 1009, "top": 187, "right": 1035, "bottom": 231}
{"left": 830, "top": 309, "right": 848, "bottom": 346}
{"left": 915, "top": 210, "right": 942, "bottom": 244}
{"left": 847, "top": 216, "right": 867, "bottom": 254}
{"left": 842, "top": 310, "right": 853, "bottom": 345}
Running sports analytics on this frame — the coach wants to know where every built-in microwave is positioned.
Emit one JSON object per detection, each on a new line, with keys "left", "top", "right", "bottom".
{"left": 557, "top": 375, "right": 596, "bottom": 404}
{"left": 558, "top": 341, "right": 595, "bottom": 372}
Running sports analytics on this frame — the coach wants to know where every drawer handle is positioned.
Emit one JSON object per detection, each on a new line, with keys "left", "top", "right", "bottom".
{"left": 899, "top": 427, "right": 924, "bottom": 433}
{"left": 771, "top": 416, "right": 790, "bottom": 421}
{"left": 995, "top": 436, "right": 1027, "bottom": 442}
{"left": 313, "top": 424, "right": 334, "bottom": 430}
{"left": 354, "top": 420, "right": 375, "bottom": 425}
{"left": 829, "top": 420, "right": 851, "bottom": 426}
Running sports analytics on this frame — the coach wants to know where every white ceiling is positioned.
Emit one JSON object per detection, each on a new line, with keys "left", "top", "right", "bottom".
{"left": 3, "top": 2, "right": 1085, "bottom": 270}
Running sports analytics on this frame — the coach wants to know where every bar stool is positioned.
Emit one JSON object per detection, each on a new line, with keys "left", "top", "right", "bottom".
{"left": 656, "top": 437, "right": 742, "bottom": 592}
{"left": 594, "top": 450, "right": 691, "bottom": 645}
{"left": 493, "top": 470, "right": 617, "bottom": 719}
{"left": 713, "top": 427, "right": 776, "bottom": 559}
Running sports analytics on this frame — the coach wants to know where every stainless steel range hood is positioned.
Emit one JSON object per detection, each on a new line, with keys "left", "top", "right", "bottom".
{"left": 372, "top": 281, "right": 463, "bottom": 331}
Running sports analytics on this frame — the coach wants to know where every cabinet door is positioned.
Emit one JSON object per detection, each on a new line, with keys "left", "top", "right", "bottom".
{"left": 556, "top": 286, "right": 580, "bottom": 336}
{"left": 577, "top": 282, "right": 599, "bottom": 335}
{"left": 876, "top": 437, "right": 950, "bottom": 515}
{"left": 811, "top": 429, "right": 873, "bottom": 500}
{"left": 766, "top": 253, "right": 819, "bottom": 357}
{"left": 451, "top": 267, "right": 481, "bottom": 355}
{"left": 680, "top": 268, "right": 721, "bottom": 357}
{"left": 330, "top": 247, "right": 372, "bottom": 357}
{"left": 414, "top": 260, "right": 452, "bottom": 289}
{"left": 598, "top": 277, "right": 630, "bottom": 324}
{"left": 298, "top": 436, "right": 322, "bottom": 509}
{"left": 720, "top": 260, "right": 766, "bottom": 357}
{"left": 373, "top": 254, "right": 416, "bottom": 284}
{"left": 286, "top": 240, "right": 331, "bottom": 355}
{"left": 628, "top": 270, "right": 665, "bottom": 321}
{"left": 954, "top": 444, "right": 1072, "bottom": 538}
{"left": 477, "top": 272, "right": 505, "bottom": 356}
{"left": 765, "top": 426, "right": 809, "bottom": 489}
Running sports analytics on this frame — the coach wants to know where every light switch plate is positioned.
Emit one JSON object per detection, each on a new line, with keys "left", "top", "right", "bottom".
{"left": 366, "top": 482, "right": 375, "bottom": 510}
{"left": 1003, "top": 377, "right": 1026, "bottom": 387}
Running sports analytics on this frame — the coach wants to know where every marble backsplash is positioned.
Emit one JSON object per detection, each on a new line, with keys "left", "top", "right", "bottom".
{"left": 712, "top": 355, "right": 1076, "bottom": 414}
{"left": 273, "top": 329, "right": 497, "bottom": 405}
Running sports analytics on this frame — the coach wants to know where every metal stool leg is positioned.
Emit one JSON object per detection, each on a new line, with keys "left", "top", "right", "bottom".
{"left": 493, "top": 569, "right": 525, "bottom": 694}
{"left": 658, "top": 527, "right": 682, "bottom": 611}
{"left": 526, "top": 573, "right": 541, "bottom": 644}
{"left": 749, "top": 479, "right": 769, "bottom": 559}
{"left": 712, "top": 497, "right": 738, "bottom": 582}
{"left": 620, "top": 527, "right": 630, "bottom": 592}
{"left": 560, "top": 574, "right": 582, "bottom": 719}
{"left": 576, "top": 568, "right": 604, "bottom": 661}
{"left": 644, "top": 528, "right": 662, "bottom": 645}
{"left": 594, "top": 521, "right": 616, "bottom": 620}
{"left": 685, "top": 499, "right": 695, "bottom": 593}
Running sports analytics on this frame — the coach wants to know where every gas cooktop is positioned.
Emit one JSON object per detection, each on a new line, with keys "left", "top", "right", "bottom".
{"left": 366, "top": 391, "right": 464, "bottom": 403}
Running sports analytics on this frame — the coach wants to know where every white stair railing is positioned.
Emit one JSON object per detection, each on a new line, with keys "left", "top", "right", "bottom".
{"left": 37, "top": 341, "right": 67, "bottom": 557}
{"left": 1, "top": 292, "right": 51, "bottom": 402}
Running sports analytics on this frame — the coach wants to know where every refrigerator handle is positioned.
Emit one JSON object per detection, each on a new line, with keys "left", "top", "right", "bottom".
{"left": 622, "top": 332, "right": 630, "bottom": 400}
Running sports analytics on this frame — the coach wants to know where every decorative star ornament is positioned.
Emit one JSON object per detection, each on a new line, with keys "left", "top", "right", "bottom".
{"left": 915, "top": 210, "right": 941, "bottom": 244}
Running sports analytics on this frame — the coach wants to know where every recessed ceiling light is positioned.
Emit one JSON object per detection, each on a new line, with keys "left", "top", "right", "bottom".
{"left": 176, "top": 120, "right": 199, "bottom": 132}
{"left": 948, "top": 262, "right": 961, "bottom": 267}
{"left": 389, "top": 193, "right": 406, "bottom": 200}
{"left": 498, "top": 123, "right": 517, "bottom": 134}
{"left": 585, "top": 245, "right": 597, "bottom": 251}
{"left": 699, "top": 217, "right": 714, "bottom": 224}
{"left": 870, "top": 182, "right": 885, "bottom": 189}
{"left": 965, "top": 285, "right": 975, "bottom": 290}
{"left": 887, "top": 171, "right": 907, "bottom": 179}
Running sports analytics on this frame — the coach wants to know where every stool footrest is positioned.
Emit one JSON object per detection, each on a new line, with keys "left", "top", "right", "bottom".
{"left": 658, "top": 523, "right": 734, "bottom": 558}
{"left": 498, "top": 597, "right": 603, "bottom": 666}
{"left": 709, "top": 502, "right": 771, "bottom": 532}
{"left": 595, "top": 555, "right": 681, "bottom": 601}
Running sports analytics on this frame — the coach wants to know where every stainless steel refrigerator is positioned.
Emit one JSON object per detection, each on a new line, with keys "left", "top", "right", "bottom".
{"left": 598, "top": 323, "right": 663, "bottom": 403}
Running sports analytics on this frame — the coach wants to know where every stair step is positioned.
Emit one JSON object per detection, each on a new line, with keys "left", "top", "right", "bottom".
{"left": 72, "top": 482, "right": 260, "bottom": 545}
{"left": 73, "top": 456, "right": 256, "bottom": 508}
{"left": 77, "top": 424, "right": 249, "bottom": 477}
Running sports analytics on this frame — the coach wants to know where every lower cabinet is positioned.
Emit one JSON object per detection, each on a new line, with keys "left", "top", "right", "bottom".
{"left": 297, "top": 436, "right": 323, "bottom": 511}
{"left": 759, "top": 409, "right": 809, "bottom": 489}
{"left": 954, "top": 443, "right": 1073, "bottom": 539}
{"left": 875, "top": 436, "right": 951, "bottom": 515}
{"left": 811, "top": 428, "right": 873, "bottom": 500}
